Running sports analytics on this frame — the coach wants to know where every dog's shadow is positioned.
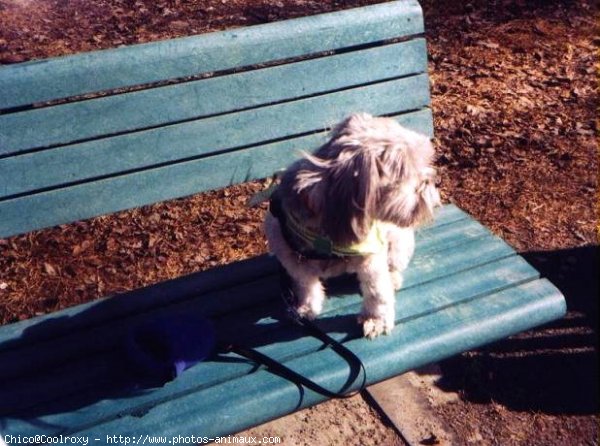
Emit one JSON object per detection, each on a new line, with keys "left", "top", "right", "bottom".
{"left": 0, "top": 266, "right": 363, "bottom": 427}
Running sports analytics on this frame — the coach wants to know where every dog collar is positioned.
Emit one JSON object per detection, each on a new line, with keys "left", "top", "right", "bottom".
{"left": 269, "top": 189, "right": 386, "bottom": 258}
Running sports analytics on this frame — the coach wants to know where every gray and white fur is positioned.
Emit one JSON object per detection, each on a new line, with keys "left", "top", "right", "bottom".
{"left": 264, "top": 113, "right": 440, "bottom": 338}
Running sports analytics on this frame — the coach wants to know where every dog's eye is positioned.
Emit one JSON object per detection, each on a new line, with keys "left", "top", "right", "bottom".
{"left": 421, "top": 170, "right": 440, "bottom": 188}
{"left": 426, "top": 172, "right": 440, "bottom": 187}
{"left": 416, "top": 177, "right": 434, "bottom": 194}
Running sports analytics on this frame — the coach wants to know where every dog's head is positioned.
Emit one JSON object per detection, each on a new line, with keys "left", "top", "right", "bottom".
{"left": 281, "top": 113, "right": 441, "bottom": 246}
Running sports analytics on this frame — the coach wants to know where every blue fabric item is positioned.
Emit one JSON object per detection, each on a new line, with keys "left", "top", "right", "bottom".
{"left": 125, "top": 314, "right": 216, "bottom": 386}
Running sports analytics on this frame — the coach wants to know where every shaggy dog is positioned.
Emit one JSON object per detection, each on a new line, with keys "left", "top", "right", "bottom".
{"left": 264, "top": 113, "right": 440, "bottom": 338}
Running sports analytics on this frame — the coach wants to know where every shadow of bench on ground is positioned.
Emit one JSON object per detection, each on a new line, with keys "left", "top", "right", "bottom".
{"left": 433, "top": 244, "right": 598, "bottom": 415}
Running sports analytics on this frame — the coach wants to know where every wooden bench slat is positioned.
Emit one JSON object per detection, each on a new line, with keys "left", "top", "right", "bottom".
{"left": 0, "top": 109, "right": 433, "bottom": 239}
{"left": 2, "top": 243, "right": 541, "bottom": 431}
{"left": 415, "top": 218, "right": 490, "bottom": 254}
{"left": 0, "top": 39, "right": 427, "bottom": 154}
{"left": 65, "top": 280, "right": 566, "bottom": 439}
{"left": 0, "top": 0, "right": 424, "bottom": 109}
{"left": 0, "top": 74, "right": 430, "bottom": 199}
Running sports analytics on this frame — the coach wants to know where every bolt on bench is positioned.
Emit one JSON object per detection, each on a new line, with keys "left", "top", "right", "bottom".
{"left": 0, "top": 0, "right": 566, "bottom": 442}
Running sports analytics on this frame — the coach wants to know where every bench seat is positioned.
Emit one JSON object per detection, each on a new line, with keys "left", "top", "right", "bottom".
{"left": 0, "top": 204, "right": 565, "bottom": 439}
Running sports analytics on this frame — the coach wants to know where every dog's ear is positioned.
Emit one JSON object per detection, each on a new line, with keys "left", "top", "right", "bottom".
{"left": 289, "top": 153, "right": 331, "bottom": 216}
{"left": 321, "top": 149, "right": 379, "bottom": 246}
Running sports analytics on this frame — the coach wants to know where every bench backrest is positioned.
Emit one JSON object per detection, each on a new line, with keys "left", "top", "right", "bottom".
{"left": 0, "top": 0, "right": 432, "bottom": 239}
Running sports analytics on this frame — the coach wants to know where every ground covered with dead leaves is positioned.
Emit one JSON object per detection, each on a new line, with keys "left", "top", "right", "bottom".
{"left": 0, "top": 0, "right": 598, "bottom": 445}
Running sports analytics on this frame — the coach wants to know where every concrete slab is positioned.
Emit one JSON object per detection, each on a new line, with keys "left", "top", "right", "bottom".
{"left": 366, "top": 365, "right": 461, "bottom": 446}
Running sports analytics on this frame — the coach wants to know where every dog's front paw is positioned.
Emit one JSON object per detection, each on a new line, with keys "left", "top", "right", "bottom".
{"left": 358, "top": 315, "right": 394, "bottom": 339}
{"left": 295, "top": 302, "right": 321, "bottom": 320}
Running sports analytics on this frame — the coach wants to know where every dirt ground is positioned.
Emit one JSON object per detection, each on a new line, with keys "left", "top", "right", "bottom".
{"left": 0, "top": 0, "right": 598, "bottom": 445}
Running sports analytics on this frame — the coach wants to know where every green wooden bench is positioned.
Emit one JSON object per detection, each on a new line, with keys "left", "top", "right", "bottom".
{"left": 0, "top": 0, "right": 566, "bottom": 443}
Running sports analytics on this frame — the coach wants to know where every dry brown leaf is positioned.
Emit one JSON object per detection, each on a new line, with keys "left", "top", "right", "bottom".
{"left": 44, "top": 263, "right": 57, "bottom": 276}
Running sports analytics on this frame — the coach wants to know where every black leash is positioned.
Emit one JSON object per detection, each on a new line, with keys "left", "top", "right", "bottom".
{"left": 225, "top": 265, "right": 367, "bottom": 399}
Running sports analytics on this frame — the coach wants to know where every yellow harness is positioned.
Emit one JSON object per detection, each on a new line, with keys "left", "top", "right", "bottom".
{"left": 251, "top": 181, "right": 386, "bottom": 258}
{"left": 282, "top": 208, "right": 386, "bottom": 257}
